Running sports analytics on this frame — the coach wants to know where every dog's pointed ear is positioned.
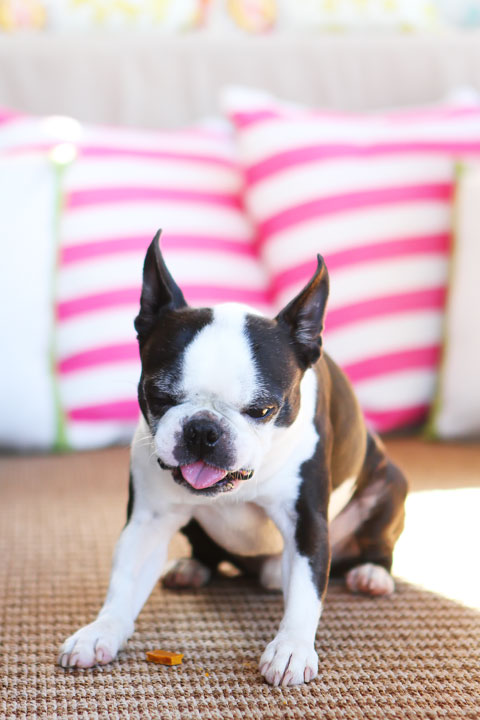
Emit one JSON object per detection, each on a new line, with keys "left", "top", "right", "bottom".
{"left": 134, "top": 230, "right": 187, "bottom": 343}
{"left": 275, "top": 255, "right": 329, "bottom": 369}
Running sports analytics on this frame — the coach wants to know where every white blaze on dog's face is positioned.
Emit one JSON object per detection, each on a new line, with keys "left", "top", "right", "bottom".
{"left": 134, "top": 231, "right": 328, "bottom": 498}
{"left": 153, "top": 304, "right": 278, "bottom": 472}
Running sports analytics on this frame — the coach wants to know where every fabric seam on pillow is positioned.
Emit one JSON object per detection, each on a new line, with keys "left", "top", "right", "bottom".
{"left": 49, "top": 150, "right": 73, "bottom": 452}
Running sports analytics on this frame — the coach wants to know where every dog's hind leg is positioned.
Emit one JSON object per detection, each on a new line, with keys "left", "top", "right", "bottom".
{"left": 163, "top": 520, "right": 284, "bottom": 591}
{"left": 162, "top": 557, "right": 212, "bottom": 589}
{"left": 257, "top": 553, "right": 283, "bottom": 591}
{"left": 162, "top": 519, "right": 247, "bottom": 589}
{"left": 163, "top": 551, "right": 284, "bottom": 591}
{"left": 330, "top": 433, "right": 408, "bottom": 596}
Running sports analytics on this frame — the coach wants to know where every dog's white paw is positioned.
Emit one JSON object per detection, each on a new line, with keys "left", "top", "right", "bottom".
{"left": 58, "top": 616, "right": 132, "bottom": 669}
{"left": 259, "top": 635, "right": 318, "bottom": 686}
{"left": 346, "top": 563, "right": 395, "bottom": 596}
{"left": 162, "top": 558, "right": 211, "bottom": 589}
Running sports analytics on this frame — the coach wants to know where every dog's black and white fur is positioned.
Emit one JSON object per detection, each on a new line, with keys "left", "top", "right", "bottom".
{"left": 59, "top": 231, "right": 407, "bottom": 686}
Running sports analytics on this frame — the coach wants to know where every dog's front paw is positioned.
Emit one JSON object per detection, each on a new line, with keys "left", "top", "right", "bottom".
{"left": 259, "top": 634, "right": 318, "bottom": 687}
{"left": 58, "top": 616, "right": 132, "bottom": 669}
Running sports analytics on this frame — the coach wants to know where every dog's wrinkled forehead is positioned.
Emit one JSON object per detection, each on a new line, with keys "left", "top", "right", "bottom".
{"left": 181, "top": 304, "right": 260, "bottom": 406}
{"left": 141, "top": 306, "right": 212, "bottom": 380}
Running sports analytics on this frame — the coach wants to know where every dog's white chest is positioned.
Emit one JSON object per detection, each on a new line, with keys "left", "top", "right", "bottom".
{"left": 193, "top": 502, "right": 284, "bottom": 557}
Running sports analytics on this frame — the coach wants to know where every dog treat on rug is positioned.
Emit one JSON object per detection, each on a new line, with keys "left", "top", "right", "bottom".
{"left": 146, "top": 650, "right": 184, "bottom": 666}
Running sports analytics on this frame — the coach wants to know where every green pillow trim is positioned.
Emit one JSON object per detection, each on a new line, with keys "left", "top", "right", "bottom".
{"left": 49, "top": 145, "right": 77, "bottom": 451}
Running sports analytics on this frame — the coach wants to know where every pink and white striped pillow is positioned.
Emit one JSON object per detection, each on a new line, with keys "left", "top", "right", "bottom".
{"left": 54, "top": 120, "right": 269, "bottom": 449}
{"left": 223, "top": 88, "right": 480, "bottom": 432}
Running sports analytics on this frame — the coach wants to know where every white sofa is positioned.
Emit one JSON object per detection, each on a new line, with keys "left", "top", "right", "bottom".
{"left": 1, "top": 32, "right": 480, "bottom": 126}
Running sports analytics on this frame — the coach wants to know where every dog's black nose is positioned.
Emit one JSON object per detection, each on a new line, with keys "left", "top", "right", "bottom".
{"left": 184, "top": 416, "right": 223, "bottom": 453}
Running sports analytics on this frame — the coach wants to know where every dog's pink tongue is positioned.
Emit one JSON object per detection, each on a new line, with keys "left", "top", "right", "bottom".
{"left": 180, "top": 461, "right": 227, "bottom": 490}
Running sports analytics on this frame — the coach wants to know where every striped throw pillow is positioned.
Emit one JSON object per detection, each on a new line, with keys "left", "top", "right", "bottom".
{"left": 223, "top": 88, "right": 480, "bottom": 432}
{"left": 55, "top": 120, "right": 269, "bottom": 449}
{"left": 0, "top": 110, "right": 267, "bottom": 449}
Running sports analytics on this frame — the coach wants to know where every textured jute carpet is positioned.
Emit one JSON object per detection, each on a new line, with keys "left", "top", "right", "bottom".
{"left": 1, "top": 440, "right": 480, "bottom": 720}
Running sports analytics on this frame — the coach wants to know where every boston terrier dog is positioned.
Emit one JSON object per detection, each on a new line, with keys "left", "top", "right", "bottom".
{"left": 59, "top": 231, "right": 407, "bottom": 686}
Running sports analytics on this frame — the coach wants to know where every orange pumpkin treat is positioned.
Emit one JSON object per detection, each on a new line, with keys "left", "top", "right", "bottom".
{"left": 145, "top": 649, "right": 183, "bottom": 666}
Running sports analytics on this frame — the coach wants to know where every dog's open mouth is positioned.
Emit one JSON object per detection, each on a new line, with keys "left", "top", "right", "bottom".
{"left": 158, "top": 458, "right": 253, "bottom": 494}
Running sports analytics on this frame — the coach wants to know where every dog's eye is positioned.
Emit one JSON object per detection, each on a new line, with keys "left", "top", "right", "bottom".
{"left": 149, "top": 394, "right": 177, "bottom": 414}
{"left": 244, "top": 406, "right": 275, "bottom": 420}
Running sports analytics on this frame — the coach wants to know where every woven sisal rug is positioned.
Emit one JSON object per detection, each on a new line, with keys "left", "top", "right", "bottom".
{"left": 1, "top": 447, "right": 479, "bottom": 720}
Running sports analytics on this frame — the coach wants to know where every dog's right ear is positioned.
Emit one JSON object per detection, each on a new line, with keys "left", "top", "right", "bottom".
{"left": 275, "top": 255, "right": 329, "bottom": 370}
{"left": 134, "top": 230, "right": 187, "bottom": 342}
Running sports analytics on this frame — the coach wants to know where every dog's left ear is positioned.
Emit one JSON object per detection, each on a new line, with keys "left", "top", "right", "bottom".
{"left": 134, "top": 230, "right": 187, "bottom": 343}
{"left": 275, "top": 255, "right": 329, "bottom": 369}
